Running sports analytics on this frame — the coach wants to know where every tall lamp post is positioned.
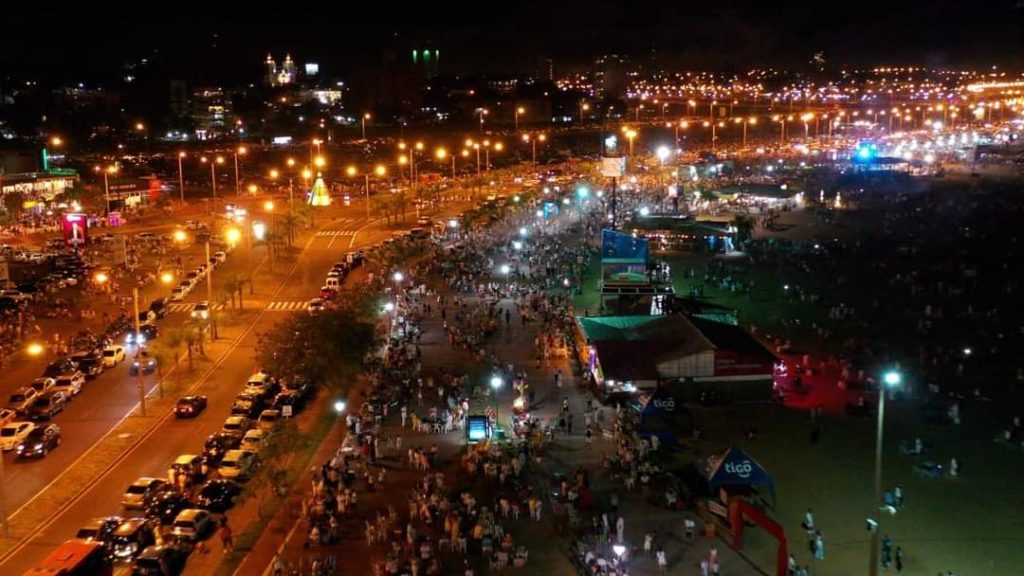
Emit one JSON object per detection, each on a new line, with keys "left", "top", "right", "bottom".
{"left": 201, "top": 156, "right": 225, "bottom": 201}
{"left": 96, "top": 165, "right": 118, "bottom": 216}
{"left": 177, "top": 152, "right": 186, "bottom": 203}
{"left": 514, "top": 106, "right": 525, "bottom": 132}
{"left": 361, "top": 113, "right": 371, "bottom": 140}
{"left": 490, "top": 376, "right": 503, "bottom": 433}
{"left": 868, "top": 370, "right": 902, "bottom": 576}
{"left": 233, "top": 146, "right": 247, "bottom": 196}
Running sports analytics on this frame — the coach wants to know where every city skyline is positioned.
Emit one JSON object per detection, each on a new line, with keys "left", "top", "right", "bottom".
{"left": 3, "top": 1, "right": 1023, "bottom": 84}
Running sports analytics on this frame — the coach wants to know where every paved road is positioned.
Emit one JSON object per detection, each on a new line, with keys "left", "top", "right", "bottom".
{"left": 0, "top": 204, "right": 383, "bottom": 573}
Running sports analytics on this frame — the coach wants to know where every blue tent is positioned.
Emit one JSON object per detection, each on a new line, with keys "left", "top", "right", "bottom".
{"left": 703, "top": 446, "right": 776, "bottom": 502}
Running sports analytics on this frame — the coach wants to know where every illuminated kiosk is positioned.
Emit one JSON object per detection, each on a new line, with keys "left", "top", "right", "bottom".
{"left": 598, "top": 228, "right": 674, "bottom": 313}
{"left": 307, "top": 173, "right": 332, "bottom": 207}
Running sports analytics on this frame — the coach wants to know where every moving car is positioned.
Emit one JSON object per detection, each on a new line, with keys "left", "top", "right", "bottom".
{"left": 130, "top": 354, "right": 158, "bottom": 375}
{"left": 174, "top": 396, "right": 207, "bottom": 418}
{"left": 0, "top": 421, "right": 35, "bottom": 451}
{"left": 16, "top": 423, "right": 62, "bottom": 457}
{"left": 190, "top": 301, "right": 210, "bottom": 319}
{"left": 149, "top": 298, "right": 169, "bottom": 319}
{"left": 169, "top": 287, "right": 187, "bottom": 302}
{"left": 195, "top": 479, "right": 241, "bottom": 513}
{"left": 125, "top": 324, "right": 159, "bottom": 345}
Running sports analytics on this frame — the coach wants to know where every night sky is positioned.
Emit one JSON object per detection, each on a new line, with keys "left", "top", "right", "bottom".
{"left": 3, "top": 1, "right": 1022, "bottom": 82}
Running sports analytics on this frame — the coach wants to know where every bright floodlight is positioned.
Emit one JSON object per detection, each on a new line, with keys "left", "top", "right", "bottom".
{"left": 383, "top": 302, "right": 395, "bottom": 312}
{"left": 500, "top": 264, "right": 511, "bottom": 275}
{"left": 612, "top": 545, "right": 626, "bottom": 558}
{"left": 656, "top": 145, "right": 671, "bottom": 161}
{"left": 963, "top": 347, "right": 972, "bottom": 356}
{"left": 883, "top": 371, "right": 901, "bottom": 387}
{"left": 393, "top": 272, "right": 404, "bottom": 283}
{"left": 490, "top": 376, "right": 503, "bottom": 389}
{"left": 639, "top": 206, "right": 650, "bottom": 217}
{"left": 512, "top": 241, "right": 523, "bottom": 250}
{"left": 448, "top": 218, "right": 458, "bottom": 228}
{"left": 519, "top": 227, "right": 528, "bottom": 237}
{"left": 333, "top": 400, "right": 347, "bottom": 414}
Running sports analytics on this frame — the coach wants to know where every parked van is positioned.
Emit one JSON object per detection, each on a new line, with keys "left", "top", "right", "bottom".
{"left": 325, "top": 276, "right": 341, "bottom": 290}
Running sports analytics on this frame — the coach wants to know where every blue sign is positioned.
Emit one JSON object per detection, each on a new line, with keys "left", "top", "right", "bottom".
{"left": 467, "top": 415, "right": 488, "bottom": 442}
{"left": 602, "top": 229, "right": 649, "bottom": 261}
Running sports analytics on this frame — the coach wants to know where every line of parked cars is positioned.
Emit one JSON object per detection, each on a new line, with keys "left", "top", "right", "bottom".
{"left": 169, "top": 251, "right": 226, "bottom": 302}
{"left": 53, "top": 371, "right": 315, "bottom": 573}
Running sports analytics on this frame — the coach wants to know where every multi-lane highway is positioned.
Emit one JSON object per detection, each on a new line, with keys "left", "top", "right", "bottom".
{"left": 0, "top": 203, "right": 386, "bottom": 573}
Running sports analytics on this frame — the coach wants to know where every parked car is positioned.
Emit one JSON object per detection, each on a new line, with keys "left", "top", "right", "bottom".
{"left": 240, "top": 429, "right": 268, "bottom": 453}
{"left": 16, "top": 423, "right": 61, "bottom": 457}
{"left": 122, "top": 478, "right": 171, "bottom": 510}
{"left": 69, "top": 352, "right": 104, "bottom": 378}
{"left": 307, "top": 298, "right": 325, "bottom": 313}
{"left": 170, "top": 509, "right": 212, "bottom": 542}
{"left": 131, "top": 543, "right": 190, "bottom": 576}
{"left": 29, "top": 377, "right": 57, "bottom": 395}
{"left": 102, "top": 345, "right": 127, "bottom": 367}
{"left": 1, "top": 421, "right": 36, "bottom": 451}
{"left": 74, "top": 516, "right": 124, "bottom": 547}
{"left": 144, "top": 491, "right": 193, "bottom": 525}
{"left": 43, "top": 358, "right": 79, "bottom": 378}
{"left": 149, "top": 298, "right": 169, "bottom": 319}
{"left": 110, "top": 518, "right": 157, "bottom": 561}
{"left": 169, "top": 287, "right": 187, "bottom": 302}
{"left": 195, "top": 479, "right": 241, "bottom": 513}
{"left": 202, "top": 432, "right": 242, "bottom": 466}
{"left": 0, "top": 408, "right": 15, "bottom": 426}
{"left": 53, "top": 372, "right": 85, "bottom": 396}
{"left": 26, "top": 391, "right": 69, "bottom": 420}
{"left": 217, "top": 450, "right": 256, "bottom": 480}
{"left": 221, "top": 416, "right": 251, "bottom": 434}
{"left": 7, "top": 387, "right": 39, "bottom": 414}
{"left": 256, "top": 409, "right": 281, "bottom": 430}
{"left": 230, "top": 392, "right": 263, "bottom": 418}
{"left": 174, "top": 396, "right": 207, "bottom": 418}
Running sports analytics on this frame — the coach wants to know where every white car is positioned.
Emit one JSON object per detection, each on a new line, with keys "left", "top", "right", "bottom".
{"left": 1, "top": 422, "right": 36, "bottom": 451}
{"left": 222, "top": 416, "right": 252, "bottom": 434}
{"left": 218, "top": 450, "right": 256, "bottom": 480}
{"left": 0, "top": 408, "right": 16, "bottom": 427}
{"left": 53, "top": 372, "right": 86, "bottom": 396}
{"left": 240, "top": 429, "right": 267, "bottom": 453}
{"left": 102, "top": 345, "right": 126, "bottom": 368}
{"left": 170, "top": 287, "right": 187, "bottom": 302}
{"left": 29, "top": 378, "right": 56, "bottom": 395}
{"left": 191, "top": 301, "right": 210, "bottom": 319}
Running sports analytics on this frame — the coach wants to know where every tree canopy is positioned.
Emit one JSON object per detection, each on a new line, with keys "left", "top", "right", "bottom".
{"left": 255, "top": 295, "right": 378, "bottom": 391}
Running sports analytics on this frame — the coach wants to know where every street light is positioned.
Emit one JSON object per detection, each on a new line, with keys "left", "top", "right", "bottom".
{"left": 177, "top": 152, "right": 186, "bottom": 203}
{"left": 515, "top": 106, "right": 525, "bottom": 131}
{"left": 233, "top": 146, "right": 247, "bottom": 195}
{"left": 490, "top": 376, "right": 503, "bottom": 432}
{"left": 361, "top": 113, "right": 371, "bottom": 140}
{"left": 96, "top": 165, "right": 118, "bottom": 216}
{"left": 625, "top": 129, "right": 637, "bottom": 156}
{"left": 868, "top": 370, "right": 902, "bottom": 576}
{"left": 200, "top": 156, "right": 225, "bottom": 200}
{"left": 478, "top": 108, "right": 489, "bottom": 133}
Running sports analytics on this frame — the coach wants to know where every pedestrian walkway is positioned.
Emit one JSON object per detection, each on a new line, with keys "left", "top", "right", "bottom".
{"left": 315, "top": 230, "right": 356, "bottom": 237}
{"left": 266, "top": 301, "right": 310, "bottom": 311}
{"left": 165, "top": 302, "right": 226, "bottom": 313}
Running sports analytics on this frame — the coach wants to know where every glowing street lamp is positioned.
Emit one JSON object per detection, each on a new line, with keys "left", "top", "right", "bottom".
{"left": 26, "top": 342, "right": 45, "bottom": 357}
{"left": 515, "top": 106, "right": 525, "bottom": 131}
{"left": 361, "top": 112, "right": 371, "bottom": 140}
{"left": 868, "top": 370, "right": 902, "bottom": 576}
{"left": 233, "top": 146, "right": 247, "bottom": 196}
{"left": 490, "top": 375, "right": 504, "bottom": 430}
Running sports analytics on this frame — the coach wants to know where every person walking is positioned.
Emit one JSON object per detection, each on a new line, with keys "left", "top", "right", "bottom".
{"left": 802, "top": 509, "right": 815, "bottom": 533}
{"left": 813, "top": 531, "right": 825, "bottom": 560}
{"left": 894, "top": 546, "right": 904, "bottom": 573}
{"left": 656, "top": 546, "right": 667, "bottom": 573}
{"left": 219, "top": 523, "right": 234, "bottom": 552}
{"left": 615, "top": 515, "right": 625, "bottom": 544}
{"left": 881, "top": 534, "right": 893, "bottom": 569}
